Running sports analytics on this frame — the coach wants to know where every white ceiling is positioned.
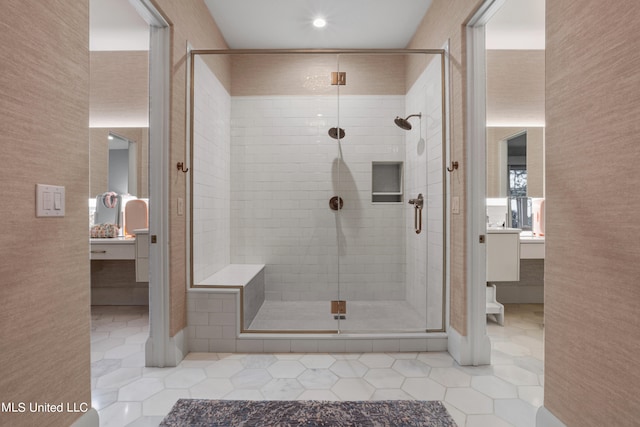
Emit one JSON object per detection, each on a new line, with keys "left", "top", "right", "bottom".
{"left": 89, "top": 0, "right": 544, "bottom": 51}
{"left": 486, "top": 0, "right": 545, "bottom": 50}
{"left": 203, "top": 0, "right": 433, "bottom": 49}
{"left": 90, "top": 0, "right": 149, "bottom": 51}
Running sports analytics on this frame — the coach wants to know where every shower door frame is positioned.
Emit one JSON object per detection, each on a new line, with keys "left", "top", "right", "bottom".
{"left": 188, "top": 49, "right": 448, "bottom": 334}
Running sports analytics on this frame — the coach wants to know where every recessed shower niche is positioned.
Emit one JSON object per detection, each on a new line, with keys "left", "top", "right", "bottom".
{"left": 372, "top": 161, "right": 403, "bottom": 203}
{"left": 188, "top": 49, "right": 448, "bottom": 340}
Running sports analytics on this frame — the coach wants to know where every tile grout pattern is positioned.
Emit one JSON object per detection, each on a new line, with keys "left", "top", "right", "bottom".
{"left": 91, "top": 304, "right": 544, "bottom": 427}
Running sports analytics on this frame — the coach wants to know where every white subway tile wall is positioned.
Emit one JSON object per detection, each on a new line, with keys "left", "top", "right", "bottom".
{"left": 405, "top": 59, "right": 445, "bottom": 331}
{"left": 230, "top": 95, "right": 407, "bottom": 302}
{"left": 186, "top": 290, "right": 448, "bottom": 353}
{"left": 193, "top": 56, "right": 232, "bottom": 283}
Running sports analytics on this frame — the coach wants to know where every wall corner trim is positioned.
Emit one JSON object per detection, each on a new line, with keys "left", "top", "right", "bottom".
{"left": 70, "top": 408, "right": 99, "bottom": 427}
{"left": 145, "top": 327, "right": 187, "bottom": 368}
{"left": 536, "top": 406, "right": 567, "bottom": 427}
{"left": 448, "top": 326, "right": 491, "bottom": 366}
{"left": 168, "top": 327, "right": 187, "bottom": 366}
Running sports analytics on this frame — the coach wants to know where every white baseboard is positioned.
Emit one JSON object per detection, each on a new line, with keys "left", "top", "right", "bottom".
{"left": 168, "top": 327, "right": 187, "bottom": 366}
{"left": 537, "top": 406, "right": 567, "bottom": 427}
{"left": 70, "top": 408, "right": 99, "bottom": 427}
{"left": 145, "top": 327, "right": 187, "bottom": 367}
{"left": 448, "top": 326, "right": 491, "bottom": 366}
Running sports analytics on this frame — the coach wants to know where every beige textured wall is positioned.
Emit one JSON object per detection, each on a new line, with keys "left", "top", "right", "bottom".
{"left": 526, "top": 127, "right": 544, "bottom": 198}
{"left": 90, "top": 128, "right": 109, "bottom": 197}
{"left": 545, "top": 0, "right": 640, "bottom": 425}
{"left": 203, "top": 55, "right": 232, "bottom": 93}
{"left": 90, "top": 51, "right": 149, "bottom": 127}
{"left": 230, "top": 54, "right": 406, "bottom": 96}
{"left": 0, "top": 1, "right": 91, "bottom": 426}
{"left": 137, "top": 128, "right": 150, "bottom": 199}
{"left": 91, "top": 260, "right": 148, "bottom": 305}
{"left": 152, "top": 0, "right": 230, "bottom": 336}
{"left": 486, "top": 50, "right": 545, "bottom": 126}
{"left": 408, "top": 0, "right": 485, "bottom": 336}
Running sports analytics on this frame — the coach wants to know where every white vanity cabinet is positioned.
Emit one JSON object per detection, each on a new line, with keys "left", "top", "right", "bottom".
{"left": 134, "top": 229, "right": 149, "bottom": 282}
{"left": 90, "top": 237, "right": 135, "bottom": 260}
{"left": 89, "top": 233, "right": 149, "bottom": 283}
{"left": 520, "top": 235, "right": 545, "bottom": 259}
{"left": 486, "top": 228, "right": 521, "bottom": 282}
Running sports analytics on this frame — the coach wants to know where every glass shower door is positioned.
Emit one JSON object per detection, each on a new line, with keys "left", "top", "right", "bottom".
{"left": 229, "top": 53, "right": 343, "bottom": 332}
{"left": 334, "top": 52, "right": 446, "bottom": 333}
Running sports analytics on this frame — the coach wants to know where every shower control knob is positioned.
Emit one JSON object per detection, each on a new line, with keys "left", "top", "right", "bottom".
{"left": 408, "top": 194, "right": 424, "bottom": 208}
{"left": 329, "top": 196, "right": 344, "bottom": 211}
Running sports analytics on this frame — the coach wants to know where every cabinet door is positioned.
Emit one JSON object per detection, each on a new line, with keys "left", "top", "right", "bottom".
{"left": 486, "top": 233, "right": 520, "bottom": 282}
{"left": 135, "top": 234, "right": 149, "bottom": 282}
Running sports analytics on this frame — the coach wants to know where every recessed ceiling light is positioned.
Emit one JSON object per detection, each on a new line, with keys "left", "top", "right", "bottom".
{"left": 313, "top": 18, "right": 327, "bottom": 28}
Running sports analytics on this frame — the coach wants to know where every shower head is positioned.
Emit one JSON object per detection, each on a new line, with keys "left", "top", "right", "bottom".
{"left": 394, "top": 113, "right": 422, "bottom": 130}
{"left": 394, "top": 117, "right": 412, "bottom": 130}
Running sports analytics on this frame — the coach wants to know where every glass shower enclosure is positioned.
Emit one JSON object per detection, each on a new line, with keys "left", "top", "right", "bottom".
{"left": 190, "top": 50, "right": 447, "bottom": 334}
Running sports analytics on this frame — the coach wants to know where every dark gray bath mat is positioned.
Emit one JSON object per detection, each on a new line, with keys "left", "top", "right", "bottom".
{"left": 160, "top": 399, "right": 458, "bottom": 426}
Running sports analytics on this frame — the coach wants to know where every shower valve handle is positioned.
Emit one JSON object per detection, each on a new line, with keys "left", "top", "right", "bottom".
{"left": 409, "top": 194, "right": 424, "bottom": 234}
{"left": 408, "top": 194, "right": 424, "bottom": 208}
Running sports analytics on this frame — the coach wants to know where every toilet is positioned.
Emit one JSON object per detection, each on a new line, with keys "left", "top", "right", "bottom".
{"left": 124, "top": 199, "right": 148, "bottom": 237}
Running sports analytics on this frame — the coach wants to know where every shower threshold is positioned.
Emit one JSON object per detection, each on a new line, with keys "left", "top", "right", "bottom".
{"left": 248, "top": 300, "right": 433, "bottom": 333}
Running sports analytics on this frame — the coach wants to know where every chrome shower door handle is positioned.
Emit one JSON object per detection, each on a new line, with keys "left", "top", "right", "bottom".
{"left": 408, "top": 194, "right": 424, "bottom": 234}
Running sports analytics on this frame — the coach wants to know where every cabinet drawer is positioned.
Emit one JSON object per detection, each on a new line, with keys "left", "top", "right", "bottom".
{"left": 90, "top": 243, "right": 135, "bottom": 260}
{"left": 520, "top": 242, "right": 545, "bottom": 259}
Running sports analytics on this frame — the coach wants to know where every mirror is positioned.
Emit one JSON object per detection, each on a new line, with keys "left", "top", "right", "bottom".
{"left": 90, "top": 127, "right": 149, "bottom": 198}
{"left": 108, "top": 132, "right": 137, "bottom": 196}
{"left": 486, "top": 127, "right": 544, "bottom": 229}
{"left": 486, "top": 127, "right": 544, "bottom": 198}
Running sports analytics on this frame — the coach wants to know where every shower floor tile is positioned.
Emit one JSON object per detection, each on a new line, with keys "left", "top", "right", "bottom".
{"left": 248, "top": 300, "right": 426, "bottom": 332}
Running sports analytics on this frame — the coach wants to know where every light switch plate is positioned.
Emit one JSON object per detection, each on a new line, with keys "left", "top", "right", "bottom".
{"left": 36, "top": 184, "right": 65, "bottom": 217}
{"left": 177, "top": 197, "right": 184, "bottom": 216}
{"left": 452, "top": 196, "right": 460, "bottom": 214}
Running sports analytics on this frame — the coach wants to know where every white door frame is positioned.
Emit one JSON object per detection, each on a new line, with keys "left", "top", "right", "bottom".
{"left": 128, "top": 0, "right": 178, "bottom": 367}
{"left": 458, "top": 0, "right": 505, "bottom": 366}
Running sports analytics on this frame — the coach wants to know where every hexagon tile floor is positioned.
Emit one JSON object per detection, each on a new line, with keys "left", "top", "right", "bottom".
{"left": 91, "top": 304, "right": 544, "bottom": 427}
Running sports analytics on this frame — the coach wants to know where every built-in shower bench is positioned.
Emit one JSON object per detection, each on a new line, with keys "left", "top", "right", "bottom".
{"left": 194, "top": 264, "right": 265, "bottom": 332}
{"left": 186, "top": 263, "right": 449, "bottom": 354}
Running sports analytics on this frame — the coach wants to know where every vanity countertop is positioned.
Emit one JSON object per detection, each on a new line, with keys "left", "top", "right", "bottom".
{"left": 487, "top": 227, "right": 521, "bottom": 234}
{"left": 90, "top": 236, "right": 136, "bottom": 244}
{"left": 520, "top": 235, "right": 545, "bottom": 243}
{"left": 519, "top": 231, "right": 545, "bottom": 243}
{"left": 519, "top": 232, "right": 545, "bottom": 259}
